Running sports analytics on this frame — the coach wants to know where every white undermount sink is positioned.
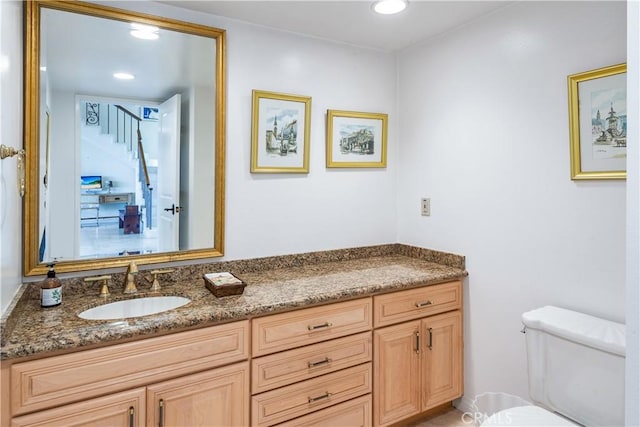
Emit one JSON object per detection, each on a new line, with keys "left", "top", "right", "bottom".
{"left": 78, "top": 296, "right": 191, "bottom": 320}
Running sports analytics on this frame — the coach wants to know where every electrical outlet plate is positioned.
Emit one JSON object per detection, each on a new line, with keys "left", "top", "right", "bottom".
{"left": 421, "top": 198, "right": 430, "bottom": 216}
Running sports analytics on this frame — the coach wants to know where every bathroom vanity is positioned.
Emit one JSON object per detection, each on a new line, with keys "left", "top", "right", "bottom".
{"left": 1, "top": 244, "right": 467, "bottom": 427}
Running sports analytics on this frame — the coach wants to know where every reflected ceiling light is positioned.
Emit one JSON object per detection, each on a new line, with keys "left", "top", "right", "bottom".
{"left": 372, "top": 0, "right": 408, "bottom": 15}
{"left": 113, "top": 72, "right": 135, "bottom": 80}
{"left": 130, "top": 23, "right": 159, "bottom": 40}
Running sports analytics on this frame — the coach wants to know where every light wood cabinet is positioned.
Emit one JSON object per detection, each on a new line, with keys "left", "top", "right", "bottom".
{"left": 373, "top": 280, "right": 461, "bottom": 328}
{"left": 252, "top": 331, "right": 372, "bottom": 394}
{"left": 251, "top": 298, "right": 373, "bottom": 426}
{"left": 251, "top": 298, "right": 372, "bottom": 357}
{"left": 373, "top": 281, "right": 463, "bottom": 427}
{"left": 11, "top": 388, "right": 146, "bottom": 427}
{"left": 146, "top": 362, "right": 249, "bottom": 427}
{"left": 276, "top": 395, "right": 372, "bottom": 427}
{"left": 13, "top": 363, "right": 249, "bottom": 427}
{"left": 422, "top": 311, "right": 463, "bottom": 411}
{"left": 373, "top": 321, "right": 422, "bottom": 426}
{"left": 251, "top": 363, "right": 372, "bottom": 427}
{"left": 5, "top": 281, "right": 463, "bottom": 427}
{"left": 11, "top": 321, "right": 248, "bottom": 416}
{"left": 8, "top": 321, "right": 250, "bottom": 427}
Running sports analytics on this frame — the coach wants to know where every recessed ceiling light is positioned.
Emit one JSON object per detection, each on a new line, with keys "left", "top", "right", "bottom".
{"left": 130, "top": 23, "right": 159, "bottom": 40}
{"left": 372, "top": 0, "right": 408, "bottom": 15}
{"left": 113, "top": 72, "right": 135, "bottom": 80}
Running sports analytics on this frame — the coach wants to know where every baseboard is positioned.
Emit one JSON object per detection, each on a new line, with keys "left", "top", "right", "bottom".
{"left": 454, "top": 395, "right": 476, "bottom": 414}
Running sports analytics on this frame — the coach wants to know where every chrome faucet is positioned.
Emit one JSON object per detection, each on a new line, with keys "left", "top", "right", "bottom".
{"left": 123, "top": 261, "right": 139, "bottom": 294}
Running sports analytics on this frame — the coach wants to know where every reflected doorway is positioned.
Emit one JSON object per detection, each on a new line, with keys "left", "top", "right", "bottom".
{"left": 77, "top": 96, "right": 167, "bottom": 258}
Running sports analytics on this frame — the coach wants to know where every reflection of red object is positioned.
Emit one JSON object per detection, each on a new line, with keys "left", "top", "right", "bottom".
{"left": 119, "top": 205, "right": 141, "bottom": 234}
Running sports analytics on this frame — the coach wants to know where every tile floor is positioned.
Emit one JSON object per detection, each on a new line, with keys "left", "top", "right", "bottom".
{"left": 79, "top": 218, "right": 158, "bottom": 258}
{"left": 407, "top": 408, "right": 470, "bottom": 427}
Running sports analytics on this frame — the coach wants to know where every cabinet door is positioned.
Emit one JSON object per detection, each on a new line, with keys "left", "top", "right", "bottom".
{"left": 11, "top": 387, "right": 145, "bottom": 427}
{"left": 421, "top": 311, "right": 463, "bottom": 411}
{"left": 146, "top": 362, "right": 249, "bottom": 427}
{"left": 373, "top": 320, "right": 421, "bottom": 427}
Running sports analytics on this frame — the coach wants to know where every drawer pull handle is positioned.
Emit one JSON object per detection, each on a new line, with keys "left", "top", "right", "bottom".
{"left": 308, "top": 357, "right": 332, "bottom": 368}
{"left": 415, "top": 300, "right": 433, "bottom": 308}
{"left": 307, "top": 322, "right": 332, "bottom": 331}
{"left": 308, "top": 392, "right": 332, "bottom": 403}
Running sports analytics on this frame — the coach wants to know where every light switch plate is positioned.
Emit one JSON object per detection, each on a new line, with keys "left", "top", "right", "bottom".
{"left": 421, "top": 198, "right": 430, "bottom": 216}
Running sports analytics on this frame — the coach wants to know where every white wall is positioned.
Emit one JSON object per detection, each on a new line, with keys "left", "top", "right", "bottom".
{"left": 47, "top": 90, "right": 80, "bottom": 260}
{"left": 2, "top": 9, "right": 635, "bottom": 424}
{"left": 397, "top": 1, "right": 628, "bottom": 406}
{"left": 182, "top": 85, "right": 215, "bottom": 250}
{"left": 0, "top": 1, "right": 23, "bottom": 313}
{"left": 120, "top": 1, "right": 399, "bottom": 260}
{"left": 0, "top": 1, "right": 398, "bottom": 314}
{"left": 626, "top": 1, "right": 639, "bottom": 424}
{"left": 223, "top": 19, "right": 398, "bottom": 259}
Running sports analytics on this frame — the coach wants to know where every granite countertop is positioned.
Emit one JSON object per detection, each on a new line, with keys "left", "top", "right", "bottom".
{"left": 0, "top": 244, "right": 467, "bottom": 360}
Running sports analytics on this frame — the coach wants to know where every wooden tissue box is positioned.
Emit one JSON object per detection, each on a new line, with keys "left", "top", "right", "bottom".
{"left": 203, "top": 272, "right": 246, "bottom": 297}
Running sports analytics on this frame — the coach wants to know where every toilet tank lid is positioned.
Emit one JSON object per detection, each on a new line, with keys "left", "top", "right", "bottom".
{"left": 522, "top": 306, "right": 625, "bottom": 357}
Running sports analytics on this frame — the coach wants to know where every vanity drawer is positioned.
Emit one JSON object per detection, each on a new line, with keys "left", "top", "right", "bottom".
{"left": 276, "top": 394, "right": 372, "bottom": 427}
{"left": 252, "top": 298, "right": 372, "bottom": 357}
{"left": 252, "top": 331, "right": 372, "bottom": 394}
{"left": 251, "top": 362, "right": 372, "bottom": 427}
{"left": 373, "top": 281, "right": 461, "bottom": 327}
{"left": 11, "top": 320, "right": 249, "bottom": 416}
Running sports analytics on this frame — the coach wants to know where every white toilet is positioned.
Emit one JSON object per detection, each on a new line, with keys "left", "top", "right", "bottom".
{"left": 481, "top": 305, "right": 626, "bottom": 426}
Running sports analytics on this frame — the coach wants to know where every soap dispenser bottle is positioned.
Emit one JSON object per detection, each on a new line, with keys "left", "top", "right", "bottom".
{"left": 40, "top": 263, "right": 62, "bottom": 307}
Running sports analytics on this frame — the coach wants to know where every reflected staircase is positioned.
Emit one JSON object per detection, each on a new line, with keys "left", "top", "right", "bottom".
{"left": 84, "top": 102, "right": 154, "bottom": 229}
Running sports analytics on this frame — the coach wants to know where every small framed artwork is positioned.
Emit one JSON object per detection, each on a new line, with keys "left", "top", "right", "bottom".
{"left": 251, "top": 90, "right": 311, "bottom": 173}
{"left": 85, "top": 102, "right": 100, "bottom": 126}
{"left": 568, "top": 63, "right": 626, "bottom": 180}
{"left": 326, "top": 110, "right": 387, "bottom": 168}
{"left": 141, "top": 107, "right": 159, "bottom": 121}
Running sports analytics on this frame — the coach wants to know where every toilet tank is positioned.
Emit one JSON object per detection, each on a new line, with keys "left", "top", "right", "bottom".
{"left": 522, "top": 306, "right": 625, "bottom": 427}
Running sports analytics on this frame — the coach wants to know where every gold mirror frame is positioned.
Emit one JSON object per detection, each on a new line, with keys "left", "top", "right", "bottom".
{"left": 24, "top": 1, "right": 226, "bottom": 276}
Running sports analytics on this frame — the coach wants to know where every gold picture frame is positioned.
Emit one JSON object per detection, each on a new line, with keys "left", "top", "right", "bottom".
{"left": 326, "top": 110, "right": 387, "bottom": 168}
{"left": 568, "top": 63, "right": 627, "bottom": 180}
{"left": 251, "top": 90, "right": 311, "bottom": 173}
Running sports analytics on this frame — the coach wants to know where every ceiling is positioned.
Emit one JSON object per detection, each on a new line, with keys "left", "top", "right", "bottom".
{"left": 39, "top": 1, "right": 512, "bottom": 102}
{"left": 159, "top": 1, "right": 512, "bottom": 52}
{"left": 42, "top": 5, "right": 216, "bottom": 101}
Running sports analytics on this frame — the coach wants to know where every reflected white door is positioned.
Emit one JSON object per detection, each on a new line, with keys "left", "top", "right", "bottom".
{"left": 157, "top": 94, "right": 181, "bottom": 252}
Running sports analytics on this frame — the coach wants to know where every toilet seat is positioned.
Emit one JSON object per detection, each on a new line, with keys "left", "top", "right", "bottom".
{"left": 481, "top": 405, "right": 578, "bottom": 426}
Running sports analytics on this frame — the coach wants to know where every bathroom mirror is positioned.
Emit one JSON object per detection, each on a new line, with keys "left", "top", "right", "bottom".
{"left": 23, "top": 1, "right": 226, "bottom": 276}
